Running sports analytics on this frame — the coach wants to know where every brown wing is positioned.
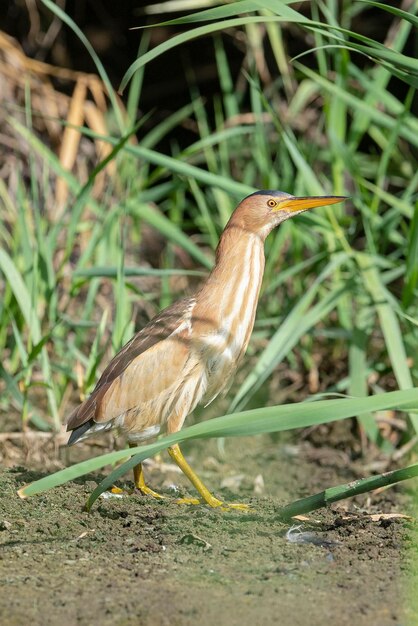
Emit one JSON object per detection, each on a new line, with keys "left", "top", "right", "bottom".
{"left": 66, "top": 297, "right": 194, "bottom": 431}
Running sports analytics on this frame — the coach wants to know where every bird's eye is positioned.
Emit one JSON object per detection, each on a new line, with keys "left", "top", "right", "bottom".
{"left": 267, "top": 199, "right": 277, "bottom": 208}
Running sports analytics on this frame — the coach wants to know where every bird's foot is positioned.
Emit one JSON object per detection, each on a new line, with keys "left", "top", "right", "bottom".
{"left": 109, "top": 485, "right": 165, "bottom": 500}
{"left": 220, "top": 502, "right": 251, "bottom": 512}
{"left": 135, "top": 484, "right": 165, "bottom": 499}
{"left": 175, "top": 494, "right": 250, "bottom": 511}
{"left": 175, "top": 496, "right": 201, "bottom": 505}
{"left": 110, "top": 486, "right": 130, "bottom": 495}
{"left": 204, "top": 495, "right": 251, "bottom": 511}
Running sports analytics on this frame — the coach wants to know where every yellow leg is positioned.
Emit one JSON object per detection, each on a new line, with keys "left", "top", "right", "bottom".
{"left": 168, "top": 444, "right": 249, "bottom": 511}
{"left": 123, "top": 442, "right": 164, "bottom": 499}
{"left": 132, "top": 461, "right": 165, "bottom": 499}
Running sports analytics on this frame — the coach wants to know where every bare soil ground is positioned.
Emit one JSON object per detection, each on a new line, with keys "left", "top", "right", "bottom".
{"left": 1, "top": 434, "right": 415, "bottom": 626}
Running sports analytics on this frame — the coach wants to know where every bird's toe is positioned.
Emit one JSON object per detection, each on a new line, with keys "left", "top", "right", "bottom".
{"left": 135, "top": 485, "right": 165, "bottom": 499}
{"left": 220, "top": 502, "right": 251, "bottom": 512}
{"left": 175, "top": 496, "right": 201, "bottom": 505}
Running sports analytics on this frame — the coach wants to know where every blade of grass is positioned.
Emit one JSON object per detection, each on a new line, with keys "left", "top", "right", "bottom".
{"left": 358, "top": 254, "right": 417, "bottom": 433}
{"left": 294, "top": 63, "right": 418, "bottom": 147}
{"left": 277, "top": 462, "right": 418, "bottom": 520}
{"left": 40, "top": 0, "right": 125, "bottom": 133}
{"left": 17, "top": 388, "right": 418, "bottom": 503}
{"left": 120, "top": 16, "right": 306, "bottom": 93}
{"left": 359, "top": 1, "right": 418, "bottom": 27}
{"left": 68, "top": 124, "right": 255, "bottom": 198}
{"left": 138, "top": 0, "right": 302, "bottom": 28}
{"left": 122, "top": 9, "right": 418, "bottom": 91}
{"left": 349, "top": 318, "right": 393, "bottom": 451}
{"left": 402, "top": 202, "right": 418, "bottom": 308}
{"left": 127, "top": 200, "right": 213, "bottom": 269}
{"left": 0, "top": 248, "right": 59, "bottom": 428}
{"left": 83, "top": 309, "right": 108, "bottom": 392}
{"left": 74, "top": 267, "right": 206, "bottom": 278}
{"left": 0, "top": 364, "right": 51, "bottom": 431}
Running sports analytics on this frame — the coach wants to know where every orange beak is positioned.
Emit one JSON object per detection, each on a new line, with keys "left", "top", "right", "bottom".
{"left": 275, "top": 195, "right": 348, "bottom": 212}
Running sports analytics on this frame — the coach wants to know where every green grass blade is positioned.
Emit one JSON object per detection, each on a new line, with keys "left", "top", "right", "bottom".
{"left": 402, "top": 202, "right": 418, "bottom": 308}
{"left": 120, "top": 16, "right": 301, "bottom": 93}
{"left": 121, "top": 8, "right": 418, "bottom": 91}
{"left": 9, "top": 118, "right": 104, "bottom": 216}
{"left": 84, "top": 309, "right": 108, "bottom": 391}
{"left": 127, "top": 200, "right": 213, "bottom": 269}
{"left": 40, "top": 0, "right": 125, "bottom": 132}
{"left": 139, "top": 0, "right": 300, "bottom": 28}
{"left": 0, "top": 249, "right": 59, "bottom": 428}
{"left": 294, "top": 63, "right": 418, "bottom": 147}
{"left": 0, "top": 364, "right": 51, "bottom": 431}
{"left": 277, "top": 462, "right": 418, "bottom": 519}
{"left": 359, "top": 255, "right": 417, "bottom": 432}
{"left": 360, "top": 1, "right": 418, "bottom": 27}
{"left": 17, "top": 388, "right": 418, "bottom": 503}
{"left": 74, "top": 267, "right": 206, "bottom": 278}
{"left": 121, "top": 142, "right": 254, "bottom": 198}
{"left": 0, "top": 249, "right": 41, "bottom": 342}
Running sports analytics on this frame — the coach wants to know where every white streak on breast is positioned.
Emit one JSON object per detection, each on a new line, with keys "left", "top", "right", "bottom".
{"left": 201, "top": 235, "right": 264, "bottom": 405}
{"left": 219, "top": 235, "right": 262, "bottom": 358}
{"left": 127, "top": 425, "right": 161, "bottom": 442}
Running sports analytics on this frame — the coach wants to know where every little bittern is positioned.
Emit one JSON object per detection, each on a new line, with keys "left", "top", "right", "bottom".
{"left": 67, "top": 190, "right": 345, "bottom": 509}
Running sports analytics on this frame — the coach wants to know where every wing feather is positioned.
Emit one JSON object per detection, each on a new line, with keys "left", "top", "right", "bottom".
{"left": 66, "top": 297, "right": 194, "bottom": 431}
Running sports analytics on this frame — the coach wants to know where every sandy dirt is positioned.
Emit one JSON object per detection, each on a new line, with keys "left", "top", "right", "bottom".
{"left": 0, "top": 434, "right": 415, "bottom": 626}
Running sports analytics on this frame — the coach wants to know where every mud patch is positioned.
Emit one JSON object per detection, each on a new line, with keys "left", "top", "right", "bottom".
{"left": 0, "top": 436, "right": 413, "bottom": 626}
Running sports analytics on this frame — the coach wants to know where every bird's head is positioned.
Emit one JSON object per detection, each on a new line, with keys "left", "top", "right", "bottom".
{"left": 232, "top": 190, "right": 347, "bottom": 239}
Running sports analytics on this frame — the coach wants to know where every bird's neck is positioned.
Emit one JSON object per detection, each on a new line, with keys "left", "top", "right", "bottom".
{"left": 196, "top": 224, "right": 265, "bottom": 329}
{"left": 213, "top": 223, "right": 265, "bottom": 281}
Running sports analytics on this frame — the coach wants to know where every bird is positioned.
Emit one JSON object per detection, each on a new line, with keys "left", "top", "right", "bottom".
{"left": 66, "top": 190, "right": 346, "bottom": 509}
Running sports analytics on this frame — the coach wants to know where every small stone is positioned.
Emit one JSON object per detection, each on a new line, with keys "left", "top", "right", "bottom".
{"left": 178, "top": 533, "right": 212, "bottom": 551}
{"left": 253, "top": 474, "right": 265, "bottom": 495}
{"left": 220, "top": 474, "right": 245, "bottom": 490}
{"left": 0, "top": 521, "right": 12, "bottom": 531}
{"left": 202, "top": 456, "right": 222, "bottom": 471}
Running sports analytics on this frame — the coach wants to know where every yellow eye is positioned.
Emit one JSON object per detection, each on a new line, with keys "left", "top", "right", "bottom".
{"left": 267, "top": 199, "right": 277, "bottom": 208}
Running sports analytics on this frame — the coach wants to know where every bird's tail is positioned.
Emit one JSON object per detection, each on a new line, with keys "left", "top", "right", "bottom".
{"left": 67, "top": 420, "right": 95, "bottom": 445}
